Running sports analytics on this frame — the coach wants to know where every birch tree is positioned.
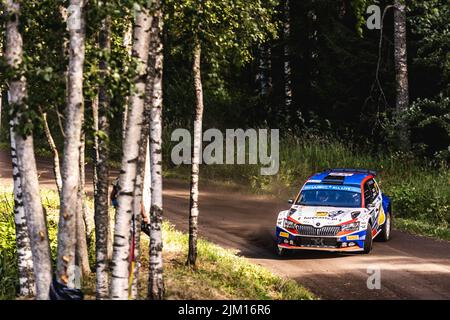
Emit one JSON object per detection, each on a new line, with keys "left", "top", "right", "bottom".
{"left": 129, "top": 133, "right": 149, "bottom": 299}
{"left": 110, "top": 5, "right": 153, "bottom": 300}
{"left": 147, "top": 0, "right": 164, "bottom": 298}
{"left": 56, "top": 0, "right": 87, "bottom": 287}
{"left": 10, "top": 127, "right": 35, "bottom": 297}
{"left": 122, "top": 22, "right": 133, "bottom": 143}
{"left": 40, "top": 110, "right": 63, "bottom": 195}
{"left": 2, "top": 18, "right": 33, "bottom": 296}
{"left": 186, "top": 39, "right": 203, "bottom": 266}
{"left": 393, "top": 0, "right": 410, "bottom": 151}
{"left": 93, "top": 12, "right": 112, "bottom": 299}
{"left": 5, "top": 0, "right": 52, "bottom": 299}
{"left": 168, "top": 0, "right": 278, "bottom": 267}
{"left": 76, "top": 130, "right": 91, "bottom": 277}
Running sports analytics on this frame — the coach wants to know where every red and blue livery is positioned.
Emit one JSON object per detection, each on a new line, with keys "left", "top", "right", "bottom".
{"left": 275, "top": 169, "right": 392, "bottom": 255}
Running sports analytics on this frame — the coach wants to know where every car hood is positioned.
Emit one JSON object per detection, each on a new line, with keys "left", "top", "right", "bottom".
{"left": 288, "top": 205, "right": 364, "bottom": 227}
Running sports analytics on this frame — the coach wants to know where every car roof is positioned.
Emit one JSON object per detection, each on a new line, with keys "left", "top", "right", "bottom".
{"left": 307, "top": 169, "right": 376, "bottom": 186}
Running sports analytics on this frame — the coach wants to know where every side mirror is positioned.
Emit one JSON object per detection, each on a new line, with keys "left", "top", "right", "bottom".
{"left": 288, "top": 199, "right": 294, "bottom": 204}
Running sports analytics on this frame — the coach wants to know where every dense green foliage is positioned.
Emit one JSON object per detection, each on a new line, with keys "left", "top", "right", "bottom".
{"left": 0, "top": 189, "right": 67, "bottom": 299}
{"left": 1, "top": 0, "right": 448, "bottom": 159}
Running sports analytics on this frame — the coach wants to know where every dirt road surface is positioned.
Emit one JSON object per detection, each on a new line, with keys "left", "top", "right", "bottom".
{"left": 1, "top": 150, "right": 449, "bottom": 299}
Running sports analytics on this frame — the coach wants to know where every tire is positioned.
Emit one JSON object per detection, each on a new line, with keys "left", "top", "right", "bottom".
{"left": 363, "top": 224, "right": 373, "bottom": 254}
{"left": 275, "top": 243, "right": 291, "bottom": 257}
{"left": 378, "top": 211, "right": 392, "bottom": 242}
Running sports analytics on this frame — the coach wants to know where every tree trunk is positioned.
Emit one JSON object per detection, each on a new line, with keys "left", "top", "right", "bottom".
{"left": 41, "top": 110, "right": 63, "bottom": 195}
{"left": 129, "top": 89, "right": 152, "bottom": 299}
{"left": 76, "top": 132, "right": 91, "bottom": 277}
{"left": 94, "top": 14, "right": 112, "bottom": 300}
{"left": 10, "top": 127, "right": 35, "bottom": 297}
{"left": 56, "top": 0, "right": 86, "bottom": 287}
{"left": 147, "top": 0, "right": 165, "bottom": 299}
{"left": 256, "top": 45, "right": 272, "bottom": 97}
{"left": 142, "top": 143, "right": 151, "bottom": 218}
{"left": 283, "top": 0, "right": 293, "bottom": 112}
{"left": 12, "top": 133, "right": 53, "bottom": 300}
{"left": 129, "top": 140, "right": 148, "bottom": 299}
{"left": 110, "top": 7, "right": 153, "bottom": 300}
{"left": 79, "top": 132, "right": 93, "bottom": 244}
{"left": 5, "top": 0, "right": 53, "bottom": 300}
{"left": 122, "top": 23, "right": 133, "bottom": 143}
{"left": 187, "top": 40, "right": 204, "bottom": 267}
{"left": 393, "top": 0, "right": 410, "bottom": 151}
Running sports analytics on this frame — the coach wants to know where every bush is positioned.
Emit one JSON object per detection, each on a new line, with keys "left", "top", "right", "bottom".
{"left": 407, "top": 95, "right": 450, "bottom": 161}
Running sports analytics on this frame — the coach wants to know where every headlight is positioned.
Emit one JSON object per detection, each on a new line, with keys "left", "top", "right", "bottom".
{"left": 283, "top": 219, "right": 297, "bottom": 229}
{"left": 341, "top": 221, "right": 360, "bottom": 231}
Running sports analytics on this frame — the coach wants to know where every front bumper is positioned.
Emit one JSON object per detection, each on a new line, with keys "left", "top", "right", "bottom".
{"left": 276, "top": 226, "right": 366, "bottom": 252}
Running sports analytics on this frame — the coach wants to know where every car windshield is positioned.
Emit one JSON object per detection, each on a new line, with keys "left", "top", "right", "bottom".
{"left": 296, "top": 184, "right": 362, "bottom": 208}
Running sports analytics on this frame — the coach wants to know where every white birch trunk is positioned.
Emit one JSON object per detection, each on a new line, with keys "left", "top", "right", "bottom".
{"left": 142, "top": 143, "right": 151, "bottom": 216}
{"left": 122, "top": 23, "right": 133, "bottom": 143}
{"left": 110, "top": 7, "right": 153, "bottom": 300}
{"left": 10, "top": 126, "right": 35, "bottom": 297}
{"left": 187, "top": 40, "right": 203, "bottom": 267}
{"left": 56, "top": 0, "right": 86, "bottom": 287}
{"left": 5, "top": 0, "right": 52, "bottom": 300}
{"left": 147, "top": 0, "right": 164, "bottom": 298}
{"left": 76, "top": 133, "right": 91, "bottom": 277}
{"left": 41, "top": 111, "right": 63, "bottom": 195}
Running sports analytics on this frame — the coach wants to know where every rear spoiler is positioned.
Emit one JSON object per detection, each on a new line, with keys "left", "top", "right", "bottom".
{"left": 324, "top": 168, "right": 377, "bottom": 177}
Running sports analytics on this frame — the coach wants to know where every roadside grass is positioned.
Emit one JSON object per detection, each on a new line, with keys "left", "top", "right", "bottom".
{"left": 165, "top": 136, "right": 450, "bottom": 240}
{"left": 0, "top": 188, "right": 315, "bottom": 300}
{"left": 394, "top": 218, "right": 450, "bottom": 241}
{"left": 138, "top": 224, "right": 315, "bottom": 300}
{"left": 0, "top": 193, "right": 17, "bottom": 300}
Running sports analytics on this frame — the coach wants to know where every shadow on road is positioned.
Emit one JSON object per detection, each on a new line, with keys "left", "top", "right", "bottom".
{"left": 234, "top": 226, "right": 348, "bottom": 261}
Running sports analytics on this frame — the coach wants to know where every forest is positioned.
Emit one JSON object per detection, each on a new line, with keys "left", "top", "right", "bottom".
{"left": 0, "top": 0, "right": 449, "bottom": 300}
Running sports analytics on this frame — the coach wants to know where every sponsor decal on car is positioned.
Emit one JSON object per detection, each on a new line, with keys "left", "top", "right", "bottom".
{"left": 378, "top": 205, "right": 386, "bottom": 225}
{"left": 315, "top": 212, "right": 328, "bottom": 217}
{"left": 303, "top": 184, "right": 361, "bottom": 193}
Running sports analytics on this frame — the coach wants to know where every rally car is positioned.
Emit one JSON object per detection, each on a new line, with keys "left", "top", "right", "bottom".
{"left": 275, "top": 169, "right": 392, "bottom": 255}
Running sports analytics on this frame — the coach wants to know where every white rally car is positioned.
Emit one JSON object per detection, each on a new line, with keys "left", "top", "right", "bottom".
{"left": 275, "top": 169, "right": 392, "bottom": 255}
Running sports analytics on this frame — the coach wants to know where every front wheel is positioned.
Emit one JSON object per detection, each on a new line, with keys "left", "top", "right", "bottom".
{"left": 363, "top": 224, "right": 373, "bottom": 254}
{"left": 378, "top": 211, "right": 392, "bottom": 242}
